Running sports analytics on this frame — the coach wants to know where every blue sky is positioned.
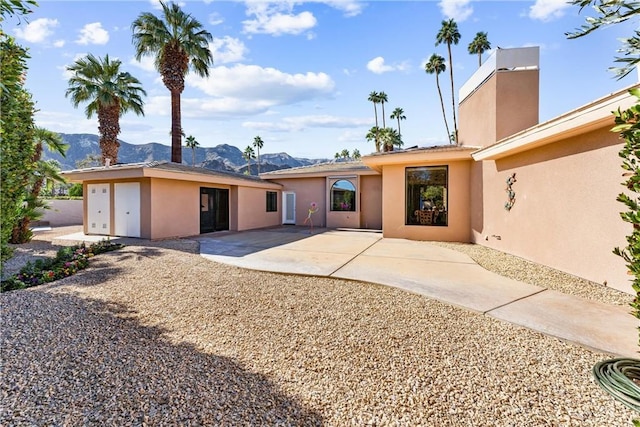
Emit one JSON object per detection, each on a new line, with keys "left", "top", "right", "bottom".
{"left": 7, "top": 0, "right": 639, "bottom": 159}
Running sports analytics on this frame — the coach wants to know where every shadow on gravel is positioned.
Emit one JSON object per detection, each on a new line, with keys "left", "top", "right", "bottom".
{"left": 0, "top": 289, "right": 323, "bottom": 426}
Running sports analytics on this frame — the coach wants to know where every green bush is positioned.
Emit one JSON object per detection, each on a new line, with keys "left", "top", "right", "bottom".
{"left": 1, "top": 240, "right": 124, "bottom": 292}
{"left": 68, "top": 183, "right": 83, "bottom": 197}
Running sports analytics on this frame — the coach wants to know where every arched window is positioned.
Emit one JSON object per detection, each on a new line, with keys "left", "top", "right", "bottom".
{"left": 331, "top": 180, "right": 356, "bottom": 211}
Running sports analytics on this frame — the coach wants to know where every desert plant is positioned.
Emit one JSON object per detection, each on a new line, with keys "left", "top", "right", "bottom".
{"left": 612, "top": 87, "right": 640, "bottom": 345}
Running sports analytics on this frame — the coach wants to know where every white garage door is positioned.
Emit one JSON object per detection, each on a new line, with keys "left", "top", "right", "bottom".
{"left": 114, "top": 182, "right": 141, "bottom": 238}
{"left": 87, "top": 183, "right": 110, "bottom": 235}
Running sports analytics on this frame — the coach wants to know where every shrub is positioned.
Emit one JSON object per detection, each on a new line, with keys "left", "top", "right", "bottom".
{"left": 68, "top": 183, "right": 83, "bottom": 197}
{"left": 1, "top": 240, "right": 124, "bottom": 292}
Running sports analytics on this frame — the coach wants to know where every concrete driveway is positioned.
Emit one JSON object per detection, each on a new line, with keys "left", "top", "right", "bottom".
{"left": 198, "top": 227, "right": 638, "bottom": 358}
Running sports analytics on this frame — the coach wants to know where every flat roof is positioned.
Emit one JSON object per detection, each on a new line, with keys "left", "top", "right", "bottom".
{"left": 361, "top": 145, "right": 480, "bottom": 171}
{"left": 259, "top": 160, "right": 378, "bottom": 179}
{"left": 62, "top": 161, "right": 282, "bottom": 189}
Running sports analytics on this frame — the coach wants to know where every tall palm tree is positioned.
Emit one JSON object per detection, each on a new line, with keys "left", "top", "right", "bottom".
{"left": 66, "top": 54, "right": 146, "bottom": 164}
{"left": 11, "top": 127, "right": 68, "bottom": 243}
{"left": 366, "top": 126, "right": 381, "bottom": 153}
{"left": 253, "top": 135, "right": 264, "bottom": 174}
{"left": 390, "top": 107, "right": 406, "bottom": 137}
{"left": 352, "top": 148, "right": 361, "bottom": 159}
{"left": 436, "top": 18, "right": 461, "bottom": 144}
{"left": 379, "top": 127, "right": 403, "bottom": 152}
{"left": 243, "top": 145, "right": 255, "bottom": 175}
{"left": 468, "top": 31, "right": 491, "bottom": 68}
{"left": 378, "top": 91, "right": 388, "bottom": 128}
{"left": 367, "top": 91, "right": 380, "bottom": 150}
{"left": 132, "top": 0, "right": 213, "bottom": 164}
{"left": 185, "top": 135, "right": 199, "bottom": 166}
{"left": 425, "top": 54, "right": 452, "bottom": 145}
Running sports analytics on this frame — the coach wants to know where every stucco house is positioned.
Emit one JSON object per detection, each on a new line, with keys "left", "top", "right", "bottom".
{"left": 62, "top": 46, "right": 639, "bottom": 294}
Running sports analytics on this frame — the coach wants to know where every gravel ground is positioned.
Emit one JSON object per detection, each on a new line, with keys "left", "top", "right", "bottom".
{"left": 1, "top": 227, "right": 637, "bottom": 426}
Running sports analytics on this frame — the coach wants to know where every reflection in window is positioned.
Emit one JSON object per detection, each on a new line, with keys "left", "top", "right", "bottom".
{"left": 266, "top": 191, "right": 277, "bottom": 212}
{"left": 330, "top": 179, "right": 356, "bottom": 211}
{"left": 406, "top": 166, "right": 448, "bottom": 226}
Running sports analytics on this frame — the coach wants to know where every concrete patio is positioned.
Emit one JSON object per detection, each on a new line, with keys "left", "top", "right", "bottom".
{"left": 194, "top": 227, "right": 638, "bottom": 358}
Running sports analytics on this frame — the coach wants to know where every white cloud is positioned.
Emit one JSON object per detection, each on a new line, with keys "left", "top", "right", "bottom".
{"left": 244, "top": 10, "right": 317, "bottom": 36}
{"left": 366, "top": 57, "right": 409, "bottom": 74}
{"left": 129, "top": 55, "right": 157, "bottom": 73}
{"left": 243, "top": 115, "right": 370, "bottom": 132}
{"left": 189, "top": 64, "right": 335, "bottom": 104}
{"left": 53, "top": 40, "right": 65, "bottom": 48}
{"left": 76, "top": 22, "right": 109, "bottom": 45}
{"left": 438, "top": 0, "right": 473, "bottom": 22}
{"left": 209, "top": 12, "right": 224, "bottom": 26}
{"left": 529, "top": 0, "right": 571, "bottom": 22}
{"left": 318, "top": 0, "right": 365, "bottom": 17}
{"left": 149, "top": 0, "right": 185, "bottom": 10}
{"left": 14, "top": 18, "right": 59, "bottom": 43}
{"left": 209, "top": 37, "right": 248, "bottom": 64}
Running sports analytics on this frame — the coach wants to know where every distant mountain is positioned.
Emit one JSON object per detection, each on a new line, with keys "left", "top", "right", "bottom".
{"left": 45, "top": 133, "right": 328, "bottom": 173}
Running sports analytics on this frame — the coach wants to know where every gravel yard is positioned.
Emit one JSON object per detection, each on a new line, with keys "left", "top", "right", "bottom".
{"left": 1, "top": 227, "right": 637, "bottom": 426}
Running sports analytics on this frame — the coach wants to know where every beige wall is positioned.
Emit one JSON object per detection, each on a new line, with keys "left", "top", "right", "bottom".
{"left": 42, "top": 199, "right": 83, "bottom": 226}
{"left": 274, "top": 178, "right": 327, "bottom": 227}
{"left": 236, "top": 187, "right": 281, "bottom": 231}
{"left": 459, "top": 69, "right": 539, "bottom": 148}
{"left": 360, "top": 175, "right": 383, "bottom": 230}
{"left": 149, "top": 178, "right": 203, "bottom": 239}
{"left": 381, "top": 160, "right": 472, "bottom": 242}
{"left": 470, "top": 127, "right": 631, "bottom": 293}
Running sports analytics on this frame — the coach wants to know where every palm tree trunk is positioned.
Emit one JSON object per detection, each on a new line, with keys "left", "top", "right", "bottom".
{"left": 192, "top": 148, "right": 195, "bottom": 166}
{"left": 381, "top": 102, "right": 386, "bottom": 128}
{"left": 171, "top": 89, "right": 182, "bottom": 164}
{"left": 436, "top": 74, "right": 452, "bottom": 144}
{"left": 98, "top": 103, "right": 121, "bottom": 165}
{"left": 397, "top": 118, "right": 401, "bottom": 137}
{"left": 478, "top": 53, "right": 482, "bottom": 68}
{"left": 373, "top": 104, "right": 380, "bottom": 152}
{"left": 447, "top": 44, "right": 458, "bottom": 144}
{"left": 257, "top": 147, "right": 260, "bottom": 174}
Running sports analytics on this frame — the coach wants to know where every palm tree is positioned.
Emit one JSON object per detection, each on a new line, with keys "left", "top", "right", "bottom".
{"left": 425, "top": 54, "right": 452, "bottom": 145}
{"left": 352, "top": 148, "right": 361, "bottom": 160}
{"left": 468, "top": 31, "right": 491, "bottom": 68}
{"left": 11, "top": 127, "right": 68, "bottom": 243}
{"left": 390, "top": 107, "right": 406, "bottom": 137}
{"left": 340, "top": 149, "right": 350, "bottom": 159}
{"left": 436, "top": 18, "right": 461, "bottom": 144}
{"left": 366, "top": 126, "right": 381, "bottom": 153}
{"left": 185, "top": 135, "right": 199, "bottom": 166}
{"left": 132, "top": 0, "right": 213, "bottom": 164}
{"left": 243, "top": 145, "right": 255, "bottom": 175}
{"left": 253, "top": 136, "right": 264, "bottom": 174}
{"left": 367, "top": 91, "right": 380, "bottom": 150}
{"left": 66, "top": 54, "right": 146, "bottom": 164}
{"left": 379, "top": 127, "right": 403, "bottom": 152}
{"left": 378, "top": 91, "right": 388, "bottom": 128}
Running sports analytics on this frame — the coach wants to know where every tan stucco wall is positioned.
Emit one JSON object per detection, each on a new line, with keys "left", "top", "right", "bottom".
{"left": 273, "top": 178, "right": 327, "bottom": 227}
{"left": 470, "top": 127, "right": 631, "bottom": 293}
{"left": 149, "top": 178, "right": 204, "bottom": 239}
{"left": 236, "top": 187, "right": 281, "bottom": 231}
{"left": 459, "top": 69, "right": 539, "bottom": 148}
{"left": 381, "top": 160, "right": 472, "bottom": 242}
{"left": 360, "top": 175, "right": 383, "bottom": 230}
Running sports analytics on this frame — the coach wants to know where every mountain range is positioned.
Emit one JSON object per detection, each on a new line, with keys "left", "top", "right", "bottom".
{"left": 44, "top": 134, "right": 328, "bottom": 174}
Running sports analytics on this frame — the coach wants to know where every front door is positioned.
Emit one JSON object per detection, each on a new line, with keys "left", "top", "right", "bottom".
{"left": 200, "top": 188, "right": 229, "bottom": 233}
{"left": 283, "top": 191, "right": 296, "bottom": 224}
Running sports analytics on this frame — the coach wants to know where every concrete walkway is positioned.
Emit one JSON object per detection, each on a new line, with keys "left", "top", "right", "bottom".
{"left": 196, "top": 227, "right": 639, "bottom": 358}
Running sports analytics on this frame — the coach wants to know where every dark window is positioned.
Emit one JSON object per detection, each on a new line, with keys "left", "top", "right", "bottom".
{"left": 406, "top": 166, "right": 448, "bottom": 226}
{"left": 330, "top": 179, "right": 356, "bottom": 211}
{"left": 266, "top": 191, "right": 278, "bottom": 212}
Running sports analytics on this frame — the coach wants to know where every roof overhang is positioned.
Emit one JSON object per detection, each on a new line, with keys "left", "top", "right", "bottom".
{"left": 472, "top": 85, "right": 639, "bottom": 161}
{"left": 62, "top": 163, "right": 282, "bottom": 190}
{"left": 261, "top": 168, "right": 379, "bottom": 180}
{"left": 361, "top": 146, "right": 478, "bottom": 172}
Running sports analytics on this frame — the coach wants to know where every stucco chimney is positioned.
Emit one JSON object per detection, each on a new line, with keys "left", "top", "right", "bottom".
{"left": 458, "top": 46, "right": 540, "bottom": 148}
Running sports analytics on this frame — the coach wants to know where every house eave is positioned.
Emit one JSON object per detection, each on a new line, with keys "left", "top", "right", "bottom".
{"left": 362, "top": 147, "right": 477, "bottom": 171}
{"left": 472, "top": 85, "right": 639, "bottom": 161}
